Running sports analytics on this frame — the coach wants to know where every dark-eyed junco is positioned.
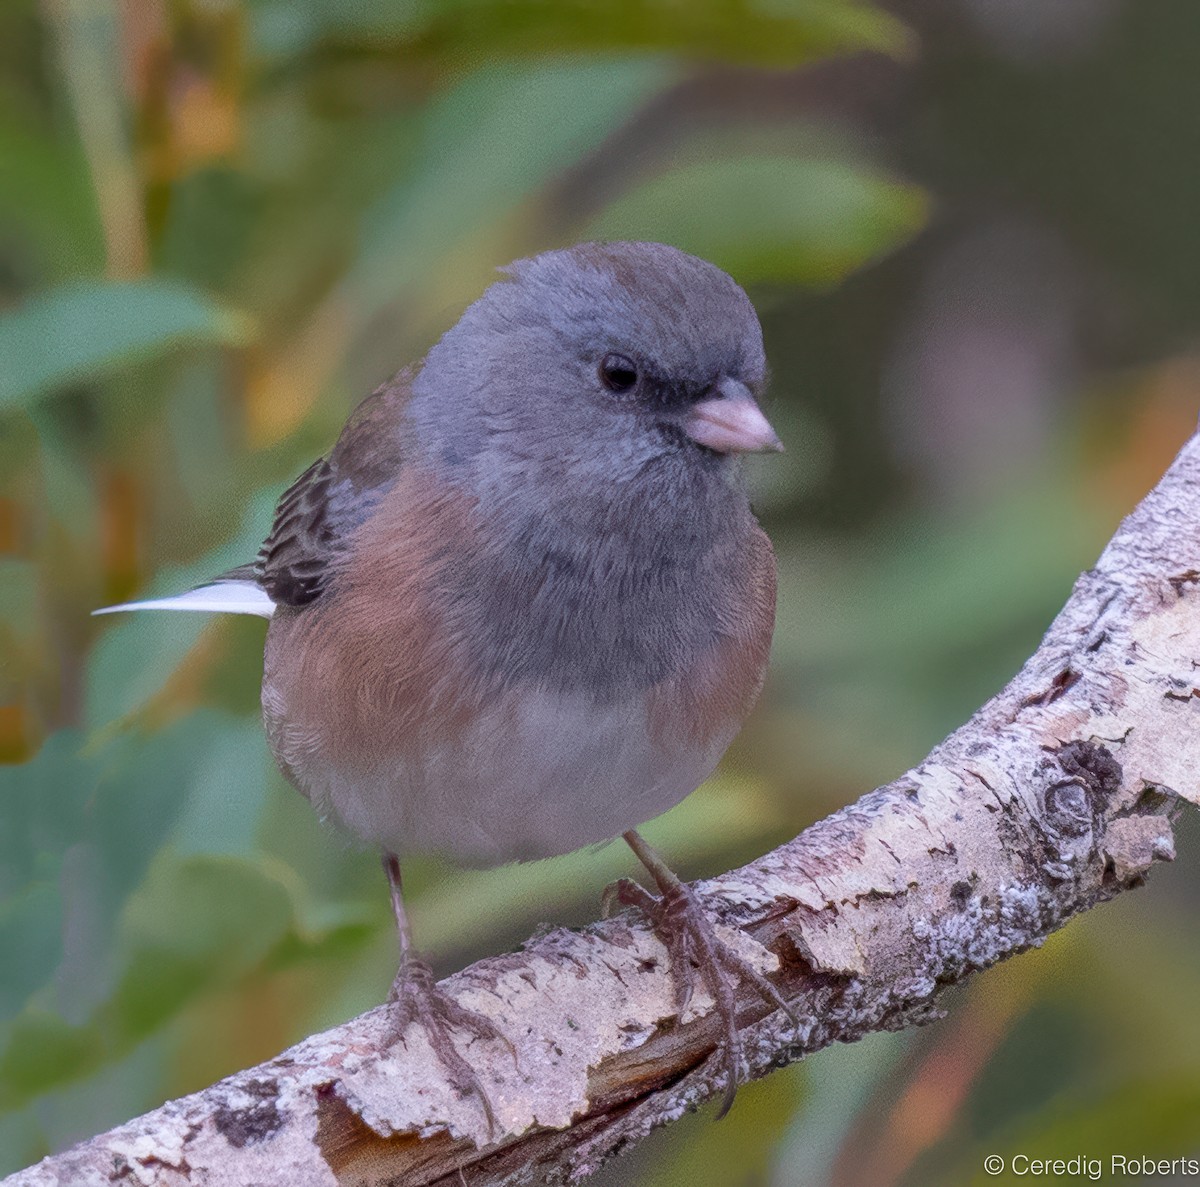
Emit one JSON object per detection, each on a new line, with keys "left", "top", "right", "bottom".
{"left": 97, "top": 241, "right": 789, "bottom": 1124}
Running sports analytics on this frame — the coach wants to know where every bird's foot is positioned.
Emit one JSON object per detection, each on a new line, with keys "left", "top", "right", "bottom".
{"left": 384, "top": 958, "right": 513, "bottom": 1138}
{"left": 602, "top": 876, "right": 794, "bottom": 1118}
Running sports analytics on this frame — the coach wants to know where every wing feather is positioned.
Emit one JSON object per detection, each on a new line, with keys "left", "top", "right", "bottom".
{"left": 246, "top": 374, "right": 411, "bottom": 607}
{"left": 94, "top": 375, "right": 412, "bottom": 618}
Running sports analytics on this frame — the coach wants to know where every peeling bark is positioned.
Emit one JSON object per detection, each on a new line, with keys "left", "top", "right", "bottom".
{"left": 9, "top": 433, "right": 1200, "bottom": 1187}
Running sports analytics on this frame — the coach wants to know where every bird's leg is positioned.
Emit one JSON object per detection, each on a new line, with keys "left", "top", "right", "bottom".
{"left": 602, "top": 829, "right": 795, "bottom": 1118}
{"left": 381, "top": 851, "right": 512, "bottom": 1136}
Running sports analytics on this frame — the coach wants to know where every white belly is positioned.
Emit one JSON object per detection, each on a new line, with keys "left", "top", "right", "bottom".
{"left": 293, "top": 686, "right": 734, "bottom": 866}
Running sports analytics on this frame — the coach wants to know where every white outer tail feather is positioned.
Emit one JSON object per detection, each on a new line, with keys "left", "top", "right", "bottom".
{"left": 92, "top": 580, "right": 276, "bottom": 618}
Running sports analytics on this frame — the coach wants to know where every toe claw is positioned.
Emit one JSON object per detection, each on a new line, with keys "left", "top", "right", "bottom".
{"left": 384, "top": 960, "right": 511, "bottom": 1140}
{"left": 600, "top": 881, "right": 623, "bottom": 919}
{"left": 605, "top": 876, "right": 792, "bottom": 1117}
{"left": 714, "top": 1036, "right": 741, "bottom": 1121}
{"left": 675, "top": 974, "right": 695, "bottom": 1019}
{"left": 714, "top": 943, "right": 797, "bottom": 1021}
{"left": 603, "top": 877, "right": 660, "bottom": 919}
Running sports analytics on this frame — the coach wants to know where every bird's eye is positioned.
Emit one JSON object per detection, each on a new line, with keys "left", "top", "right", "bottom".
{"left": 599, "top": 353, "right": 638, "bottom": 394}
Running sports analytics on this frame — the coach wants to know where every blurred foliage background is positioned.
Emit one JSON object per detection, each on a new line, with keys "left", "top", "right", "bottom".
{"left": 2, "top": 0, "right": 1200, "bottom": 1182}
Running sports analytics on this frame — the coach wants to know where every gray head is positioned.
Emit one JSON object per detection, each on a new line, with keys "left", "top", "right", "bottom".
{"left": 408, "top": 241, "right": 779, "bottom": 542}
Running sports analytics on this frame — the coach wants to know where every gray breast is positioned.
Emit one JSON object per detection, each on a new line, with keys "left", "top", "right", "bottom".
{"left": 451, "top": 470, "right": 752, "bottom": 700}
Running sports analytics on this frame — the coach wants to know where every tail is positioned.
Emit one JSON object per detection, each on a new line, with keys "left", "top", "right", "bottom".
{"left": 92, "top": 579, "right": 276, "bottom": 618}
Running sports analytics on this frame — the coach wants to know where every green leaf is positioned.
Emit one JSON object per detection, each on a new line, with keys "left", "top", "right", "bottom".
{"left": 170, "top": 719, "right": 272, "bottom": 859}
{"left": 0, "top": 1009, "right": 102, "bottom": 1111}
{"left": 0, "top": 106, "right": 102, "bottom": 282}
{"left": 53, "top": 717, "right": 237, "bottom": 1021}
{"left": 942, "top": 1078, "right": 1200, "bottom": 1187}
{"left": 0, "top": 883, "right": 64, "bottom": 1018}
{"left": 0, "top": 853, "right": 296, "bottom": 1110}
{"left": 0, "top": 280, "right": 253, "bottom": 410}
{"left": 104, "top": 853, "right": 294, "bottom": 1047}
{"left": 0, "top": 715, "right": 266, "bottom": 1030}
{"left": 773, "top": 1031, "right": 909, "bottom": 1185}
{"left": 639, "top": 1064, "right": 806, "bottom": 1185}
{"left": 342, "top": 59, "right": 673, "bottom": 319}
{"left": 0, "top": 731, "right": 93, "bottom": 900}
{"left": 584, "top": 155, "right": 928, "bottom": 285}
{"left": 248, "top": 0, "right": 912, "bottom": 66}
{"left": 0, "top": 560, "right": 37, "bottom": 635}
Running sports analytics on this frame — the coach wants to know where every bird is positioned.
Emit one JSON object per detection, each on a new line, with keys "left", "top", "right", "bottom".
{"left": 96, "top": 240, "right": 791, "bottom": 1127}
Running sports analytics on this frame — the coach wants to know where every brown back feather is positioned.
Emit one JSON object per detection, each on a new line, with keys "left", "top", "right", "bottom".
{"left": 242, "top": 373, "right": 412, "bottom": 607}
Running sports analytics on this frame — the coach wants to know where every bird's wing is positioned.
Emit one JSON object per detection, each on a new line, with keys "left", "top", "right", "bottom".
{"left": 92, "top": 373, "right": 411, "bottom": 618}
{"left": 92, "top": 452, "right": 362, "bottom": 618}
{"left": 248, "top": 375, "right": 411, "bottom": 608}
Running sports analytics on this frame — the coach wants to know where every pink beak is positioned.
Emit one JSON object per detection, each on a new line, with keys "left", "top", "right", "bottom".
{"left": 683, "top": 378, "right": 783, "bottom": 455}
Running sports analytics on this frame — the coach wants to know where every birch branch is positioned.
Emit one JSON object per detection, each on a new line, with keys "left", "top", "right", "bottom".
{"left": 10, "top": 431, "right": 1200, "bottom": 1187}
